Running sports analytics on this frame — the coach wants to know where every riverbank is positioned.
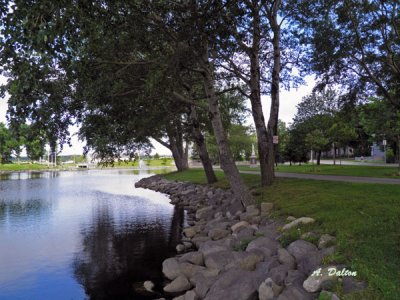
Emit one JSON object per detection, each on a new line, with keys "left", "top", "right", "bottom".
{"left": 135, "top": 175, "right": 369, "bottom": 300}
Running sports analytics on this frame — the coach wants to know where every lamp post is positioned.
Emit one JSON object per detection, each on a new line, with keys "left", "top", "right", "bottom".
{"left": 383, "top": 139, "right": 387, "bottom": 163}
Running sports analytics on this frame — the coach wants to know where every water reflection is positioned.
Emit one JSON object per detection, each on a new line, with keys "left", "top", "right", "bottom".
{"left": 0, "top": 169, "right": 181, "bottom": 300}
{"left": 73, "top": 202, "right": 184, "bottom": 300}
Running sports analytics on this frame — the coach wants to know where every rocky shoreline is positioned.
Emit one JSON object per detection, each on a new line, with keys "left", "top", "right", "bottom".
{"left": 135, "top": 175, "right": 367, "bottom": 300}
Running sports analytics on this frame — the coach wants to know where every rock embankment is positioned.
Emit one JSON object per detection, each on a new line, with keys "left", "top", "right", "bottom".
{"left": 135, "top": 175, "right": 366, "bottom": 300}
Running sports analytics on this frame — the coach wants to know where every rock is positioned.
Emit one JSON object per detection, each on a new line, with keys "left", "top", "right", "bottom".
{"left": 246, "top": 236, "right": 280, "bottom": 255}
{"left": 208, "top": 228, "right": 230, "bottom": 240}
{"left": 163, "top": 257, "right": 181, "bottom": 280}
{"left": 177, "top": 244, "right": 185, "bottom": 253}
{"left": 231, "top": 221, "right": 250, "bottom": 233}
{"left": 183, "top": 227, "right": 198, "bottom": 238}
{"left": 204, "top": 250, "right": 235, "bottom": 271}
{"left": 192, "top": 236, "right": 210, "bottom": 248}
{"left": 276, "top": 285, "right": 315, "bottom": 300}
{"left": 282, "top": 217, "right": 315, "bottom": 231}
{"left": 246, "top": 205, "right": 260, "bottom": 217}
{"left": 234, "top": 226, "right": 255, "bottom": 241}
{"left": 199, "top": 240, "right": 230, "bottom": 257}
{"left": 320, "top": 290, "right": 340, "bottom": 300}
{"left": 183, "top": 290, "right": 198, "bottom": 300}
{"left": 173, "top": 296, "right": 184, "bottom": 300}
{"left": 196, "top": 206, "right": 213, "bottom": 220}
{"left": 284, "top": 270, "right": 307, "bottom": 287}
{"left": 256, "top": 225, "right": 280, "bottom": 240}
{"left": 204, "top": 268, "right": 259, "bottom": 300}
{"left": 268, "top": 264, "right": 293, "bottom": 285}
{"left": 254, "top": 257, "right": 280, "bottom": 278}
{"left": 300, "top": 231, "right": 319, "bottom": 240}
{"left": 287, "top": 216, "right": 296, "bottom": 222}
{"left": 164, "top": 275, "right": 192, "bottom": 293}
{"left": 277, "top": 248, "right": 296, "bottom": 269}
{"left": 180, "top": 251, "right": 204, "bottom": 266}
{"left": 191, "top": 273, "right": 216, "bottom": 298}
{"left": 342, "top": 277, "right": 368, "bottom": 294}
{"left": 183, "top": 241, "right": 193, "bottom": 250}
{"left": 143, "top": 280, "right": 154, "bottom": 292}
{"left": 260, "top": 202, "right": 274, "bottom": 215}
{"left": 179, "top": 262, "right": 206, "bottom": 279}
{"left": 318, "top": 234, "right": 336, "bottom": 249}
{"left": 303, "top": 266, "right": 338, "bottom": 293}
{"left": 287, "top": 240, "right": 318, "bottom": 261}
{"left": 258, "top": 278, "right": 283, "bottom": 300}
{"left": 232, "top": 251, "right": 264, "bottom": 271}
{"left": 297, "top": 247, "right": 336, "bottom": 275}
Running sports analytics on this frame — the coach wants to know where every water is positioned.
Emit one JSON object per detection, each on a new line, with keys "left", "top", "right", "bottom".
{"left": 0, "top": 169, "right": 184, "bottom": 300}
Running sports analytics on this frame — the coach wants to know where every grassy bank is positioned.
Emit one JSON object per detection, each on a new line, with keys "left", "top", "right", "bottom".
{"left": 164, "top": 169, "right": 400, "bottom": 299}
{"left": 109, "top": 158, "right": 174, "bottom": 168}
{"left": 0, "top": 163, "right": 51, "bottom": 171}
{"left": 237, "top": 164, "right": 400, "bottom": 179}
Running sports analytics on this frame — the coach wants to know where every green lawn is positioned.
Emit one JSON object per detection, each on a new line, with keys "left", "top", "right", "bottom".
{"left": 237, "top": 164, "right": 400, "bottom": 179}
{"left": 164, "top": 169, "right": 400, "bottom": 300}
{"left": 0, "top": 163, "right": 51, "bottom": 171}
{"left": 107, "top": 158, "right": 174, "bottom": 168}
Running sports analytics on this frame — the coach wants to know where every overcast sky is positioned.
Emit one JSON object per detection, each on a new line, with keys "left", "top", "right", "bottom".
{"left": 0, "top": 75, "right": 314, "bottom": 156}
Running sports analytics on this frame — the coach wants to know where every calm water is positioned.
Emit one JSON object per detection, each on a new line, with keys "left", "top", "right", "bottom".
{"left": 0, "top": 169, "right": 184, "bottom": 300}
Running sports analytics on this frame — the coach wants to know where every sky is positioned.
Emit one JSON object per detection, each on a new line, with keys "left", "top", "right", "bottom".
{"left": 0, "top": 75, "right": 315, "bottom": 156}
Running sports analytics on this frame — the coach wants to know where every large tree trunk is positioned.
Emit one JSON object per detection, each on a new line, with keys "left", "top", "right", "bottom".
{"left": 200, "top": 49, "right": 253, "bottom": 207}
{"left": 265, "top": 0, "right": 282, "bottom": 186}
{"left": 397, "top": 135, "right": 400, "bottom": 174}
{"left": 189, "top": 105, "right": 218, "bottom": 184}
{"left": 332, "top": 143, "right": 336, "bottom": 165}
{"left": 248, "top": 7, "right": 270, "bottom": 187}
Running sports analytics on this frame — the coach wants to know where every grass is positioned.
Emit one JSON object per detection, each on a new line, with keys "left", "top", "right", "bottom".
{"left": 164, "top": 169, "right": 400, "bottom": 300}
{"left": 107, "top": 158, "right": 174, "bottom": 168}
{"left": 0, "top": 163, "right": 51, "bottom": 171}
{"left": 237, "top": 163, "right": 400, "bottom": 179}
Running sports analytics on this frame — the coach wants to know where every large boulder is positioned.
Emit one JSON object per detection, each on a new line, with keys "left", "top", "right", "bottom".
{"left": 204, "top": 250, "right": 235, "bottom": 271}
{"left": 208, "top": 228, "right": 230, "bottom": 240}
{"left": 297, "top": 247, "right": 336, "bottom": 275}
{"left": 287, "top": 240, "right": 317, "bottom": 261}
{"left": 196, "top": 206, "right": 214, "bottom": 220}
{"left": 277, "top": 248, "right": 296, "bottom": 269}
{"left": 164, "top": 275, "right": 192, "bottom": 293}
{"left": 204, "top": 268, "right": 259, "bottom": 300}
{"left": 180, "top": 251, "right": 204, "bottom": 266}
{"left": 318, "top": 234, "right": 336, "bottom": 249}
{"left": 231, "top": 221, "right": 250, "bottom": 233}
{"left": 276, "top": 286, "right": 315, "bottom": 300}
{"left": 179, "top": 262, "right": 206, "bottom": 279}
{"left": 163, "top": 257, "right": 181, "bottom": 280}
{"left": 246, "top": 236, "right": 280, "bottom": 256}
{"left": 303, "top": 266, "right": 338, "bottom": 293}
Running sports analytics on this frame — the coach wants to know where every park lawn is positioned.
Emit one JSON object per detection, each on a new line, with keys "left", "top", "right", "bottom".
{"left": 164, "top": 169, "right": 400, "bottom": 300}
{"left": 237, "top": 163, "right": 400, "bottom": 179}
{"left": 104, "top": 158, "right": 174, "bottom": 168}
{"left": 0, "top": 163, "right": 50, "bottom": 171}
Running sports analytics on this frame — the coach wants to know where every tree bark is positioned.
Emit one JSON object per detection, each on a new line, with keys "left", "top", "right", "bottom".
{"left": 317, "top": 150, "right": 321, "bottom": 165}
{"left": 189, "top": 105, "right": 218, "bottom": 184}
{"left": 265, "top": 0, "right": 282, "bottom": 186}
{"left": 200, "top": 49, "right": 253, "bottom": 207}
{"left": 332, "top": 143, "right": 336, "bottom": 165}
{"left": 161, "top": 121, "right": 189, "bottom": 172}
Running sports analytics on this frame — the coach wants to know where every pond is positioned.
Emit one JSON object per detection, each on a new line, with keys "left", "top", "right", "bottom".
{"left": 0, "top": 169, "right": 183, "bottom": 300}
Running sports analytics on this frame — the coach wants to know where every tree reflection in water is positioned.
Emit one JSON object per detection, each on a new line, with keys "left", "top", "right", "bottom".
{"left": 73, "top": 204, "right": 184, "bottom": 300}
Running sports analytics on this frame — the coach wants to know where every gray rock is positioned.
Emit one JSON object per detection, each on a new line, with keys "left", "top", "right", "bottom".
{"left": 183, "top": 227, "right": 198, "bottom": 238}
{"left": 199, "top": 240, "right": 231, "bottom": 257}
{"left": 300, "top": 231, "right": 319, "bottom": 240}
{"left": 287, "top": 240, "right": 318, "bottom": 261}
{"left": 246, "top": 205, "right": 260, "bottom": 217}
{"left": 284, "top": 270, "right": 307, "bottom": 287}
{"left": 278, "top": 248, "right": 296, "bottom": 269}
{"left": 204, "top": 250, "right": 235, "bottom": 271}
{"left": 177, "top": 244, "right": 185, "bottom": 253}
{"left": 277, "top": 285, "right": 315, "bottom": 300}
{"left": 183, "top": 290, "right": 198, "bottom": 300}
{"left": 234, "top": 227, "right": 255, "bottom": 241}
{"left": 303, "top": 266, "right": 338, "bottom": 293}
{"left": 255, "top": 225, "right": 280, "bottom": 240}
{"left": 179, "top": 262, "right": 206, "bottom": 279}
{"left": 204, "top": 268, "right": 259, "bottom": 300}
{"left": 191, "top": 236, "right": 210, "bottom": 248}
{"left": 180, "top": 251, "right": 204, "bottom": 266}
{"left": 163, "top": 257, "right": 181, "bottom": 280}
{"left": 208, "top": 228, "right": 230, "bottom": 240}
{"left": 297, "top": 247, "right": 336, "bottom": 275}
{"left": 191, "top": 272, "right": 218, "bottom": 298}
{"left": 268, "top": 264, "right": 293, "bottom": 285}
{"left": 164, "top": 275, "right": 192, "bottom": 293}
{"left": 232, "top": 251, "right": 264, "bottom": 271}
{"left": 231, "top": 221, "right": 250, "bottom": 233}
{"left": 196, "top": 206, "right": 213, "bottom": 220}
{"left": 318, "top": 234, "right": 336, "bottom": 249}
{"left": 282, "top": 217, "right": 315, "bottom": 231}
{"left": 287, "top": 216, "right": 296, "bottom": 222}
{"left": 260, "top": 202, "right": 274, "bottom": 215}
{"left": 254, "top": 257, "right": 280, "bottom": 278}
{"left": 342, "top": 277, "right": 368, "bottom": 294}
{"left": 143, "top": 280, "right": 154, "bottom": 292}
{"left": 258, "top": 278, "right": 283, "bottom": 300}
{"left": 246, "top": 236, "right": 280, "bottom": 255}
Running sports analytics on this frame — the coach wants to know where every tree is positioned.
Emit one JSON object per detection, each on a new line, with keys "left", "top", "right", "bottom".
{"left": 305, "top": 129, "right": 330, "bottom": 167}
